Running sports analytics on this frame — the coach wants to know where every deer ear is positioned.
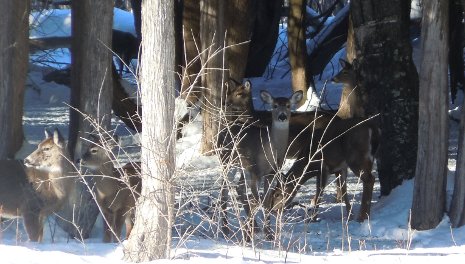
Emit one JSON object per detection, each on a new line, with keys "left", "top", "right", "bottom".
{"left": 53, "top": 128, "right": 64, "bottom": 147}
{"left": 44, "top": 129, "right": 52, "bottom": 139}
{"left": 260, "top": 90, "right": 273, "bottom": 104}
{"left": 352, "top": 58, "right": 359, "bottom": 68}
{"left": 291, "top": 90, "right": 304, "bottom": 105}
{"left": 244, "top": 80, "right": 252, "bottom": 93}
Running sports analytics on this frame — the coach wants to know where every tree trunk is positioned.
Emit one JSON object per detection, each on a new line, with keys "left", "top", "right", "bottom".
{"left": 199, "top": 0, "right": 225, "bottom": 154}
{"left": 449, "top": 0, "right": 464, "bottom": 104}
{"left": 61, "top": 0, "right": 114, "bottom": 239}
{"left": 288, "top": 0, "right": 309, "bottom": 106}
{"left": 130, "top": 0, "right": 142, "bottom": 41}
{"left": 245, "top": 0, "right": 283, "bottom": 78}
{"left": 450, "top": 92, "right": 465, "bottom": 227}
{"left": 225, "top": 0, "right": 254, "bottom": 83}
{"left": 411, "top": 0, "right": 449, "bottom": 231}
{"left": 0, "top": 0, "right": 28, "bottom": 159}
{"left": 123, "top": 0, "right": 175, "bottom": 261}
{"left": 350, "top": 0, "right": 419, "bottom": 196}
{"left": 180, "top": 0, "right": 202, "bottom": 105}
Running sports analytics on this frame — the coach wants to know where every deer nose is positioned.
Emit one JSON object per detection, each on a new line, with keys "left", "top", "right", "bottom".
{"left": 278, "top": 113, "right": 287, "bottom": 121}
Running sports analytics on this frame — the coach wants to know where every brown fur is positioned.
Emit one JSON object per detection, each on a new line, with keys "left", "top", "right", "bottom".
{"left": 218, "top": 89, "right": 303, "bottom": 240}
{"left": 80, "top": 135, "right": 141, "bottom": 243}
{"left": 0, "top": 129, "right": 75, "bottom": 242}
{"left": 270, "top": 117, "right": 380, "bottom": 222}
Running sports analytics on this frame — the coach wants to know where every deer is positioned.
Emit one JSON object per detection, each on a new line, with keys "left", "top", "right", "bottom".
{"left": 332, "top": 58, "right": 365, "bottom": 119}
{"left": 218, "top": 89, "right": 303, "bottom": 241}
{"left": 224, "top": 80, "right": 334, "bottom": 159}
{"left": 0, "top": 129, "right": 75, "bottom": 242}
{"left": 268, "top": 60, "right": 381, "bottom": 222}
{"left": 79, "top": 134, "right": 141, "bottom": 243}
{"left": 112, "top": 29, "right": 140, "bottom": 77}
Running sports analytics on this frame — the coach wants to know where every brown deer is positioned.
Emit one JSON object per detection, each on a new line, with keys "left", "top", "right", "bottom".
{"left": 269, "top": 116, "right": 380, "bottom": 222}
{"left": 79, "top": 134, "right": 141, "bottom": 243}
{"left": 225, "top": 80, "right": 334, "bottom": 159}
{"left": 332, "top": 59, "right": 365, "bottom": 119}
{"left": 218, "top": 89, "right": 303, "bottom": 240}
{"left": 0, "top": 129, "right": 75, "bottom": 242}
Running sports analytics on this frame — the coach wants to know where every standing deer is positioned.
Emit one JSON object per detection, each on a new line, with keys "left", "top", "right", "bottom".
{"left": 269, "top": 115, "right": 380, "bottom": 222}
{"left": 0, "top": 129, "right": 75, "bottom": 242}
{"left": 218, "top": 89, "right": 303, "bottom": 240}
{"left": 79, "top": 134, "right": 141, "bottom": 243}
{"left": 225, "top": 80, "right": 334, "bottom": 159}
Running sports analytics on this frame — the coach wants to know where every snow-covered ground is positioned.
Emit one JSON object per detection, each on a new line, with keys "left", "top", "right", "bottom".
{"left": 1, "top": 7, "right": 465, "bottom": 264}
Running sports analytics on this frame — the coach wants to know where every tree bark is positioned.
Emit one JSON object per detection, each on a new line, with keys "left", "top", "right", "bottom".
{"left": 0, "top": 0, "right": 28, "bottom": 159}
{"left": 449, "top": 0, "right": 464, "bottom": 104}
{"left": 350, "top": 0, "right": 419, "bottom": 196}
{"left": 225, "top": 0, "right": 253, "bottom": 84}
{"left": 180, "top": 0, "right": 202, "bottom": 105}
{"left": 288, "top": 0, "right": 309, "bottom": 106}
{"left": 61, "top": 0, "right": 114, "bottom": 239}
{"left": 411, "top": 0, "right": 449, "bottom": 230}
{"left": 450, "top": 94, "right": 465, "bottom": 227}
{"left": 199, "top": 0, "right": 225, "bottom": 154}
{"left": 123, "top": 0, "right": 175, "bottom": 261}
{"left": 245, "top": 0, "right": 283, "bottom": 78}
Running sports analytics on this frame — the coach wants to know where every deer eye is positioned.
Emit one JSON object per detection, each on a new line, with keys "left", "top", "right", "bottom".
{"left": 42, "top": 146, "right": 51, "bottom": 152}
{"left": 91, "top": 148, "right": 98, "bottom": 154}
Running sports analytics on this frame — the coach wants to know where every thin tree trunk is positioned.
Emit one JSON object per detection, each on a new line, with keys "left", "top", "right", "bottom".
{"left": 411, "top": 0, "right": 449, "bottom": 230}
{"left": 0, "top": 0, "right": 28, "bottom": 159}
{"left": 124, "top": 0, "right": 175, "bottom": 261}
{"left": 61, "top": 0, "right": 114, "bottom": 239}
{"left": 288, "top": 0, "right": 308, "bottom": 106}
{"left": 180, "top": 0, "right": 202, "bottom": 105}
{"left": 450, "top": 97, "right": 465, "bottom": 227}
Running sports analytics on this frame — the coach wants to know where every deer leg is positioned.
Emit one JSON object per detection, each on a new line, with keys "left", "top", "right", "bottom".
{"left": 114, "top": 210, "right": 125, "bottom": 242}
{"left": 358, "top": 170, "right": 375, "bottom": 222}
{"left": 336, "top": 169, "right": 352, "bottom": 220}
{"left": 334, "top": 167, "right": 348, "bottom": 203}
{"left": 236, "top": 172, "right": 254, "bottom": 242}
{"left": 23, "top": 210, "right": 43, "bottom": 242}
{"left": 102, "top": 210, "right": 114, "bottom": 243}
{"left": 218, "top": 168, "right": 236, "bottom": 237}
{"left": 124, "top": 211, "right": 134, "bottom": 239}
{"left": 262, "top": 173, "right": 276, "bottom": 241}
{"left": 309, "top": 168, "right": 328, "bottom": 222}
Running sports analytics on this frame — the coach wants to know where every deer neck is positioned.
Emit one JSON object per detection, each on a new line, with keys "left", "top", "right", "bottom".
{"left": 270, "top": 120, "right": 290, "bottom": 162}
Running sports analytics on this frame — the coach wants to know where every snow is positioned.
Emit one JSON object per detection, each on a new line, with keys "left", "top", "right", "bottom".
{"left": 1, "top": 7, "right": 465, "bottom": 264}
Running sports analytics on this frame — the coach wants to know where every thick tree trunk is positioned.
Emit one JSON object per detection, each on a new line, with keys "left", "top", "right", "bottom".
{"left": 350, "top": 0, "right": 419, "bottom": 196}
{"left": 411, "top": 0, "right": 449, "bottom": 230}
{"left": 288, "top": 0, "right": 309, "bottom": 105}
{"left": 449, "top": 0, "right": 464, "bottom": 104}
{"left": 199, "top": 0, "right": 225, "bottom": 154}
{"left": 225, "top": 0, "right": 253, "bottom": 84}
{"left": 245, "top": 0, "right": 283, "bottom": 78}
{"left": 0, "top": 0, "right": 28, "bottom": 159}
{"left": 123, "top": 1, "right": 175, "bottom": 261}
{"left": 61, "top": 0, "right": 114, "bottom": 239}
